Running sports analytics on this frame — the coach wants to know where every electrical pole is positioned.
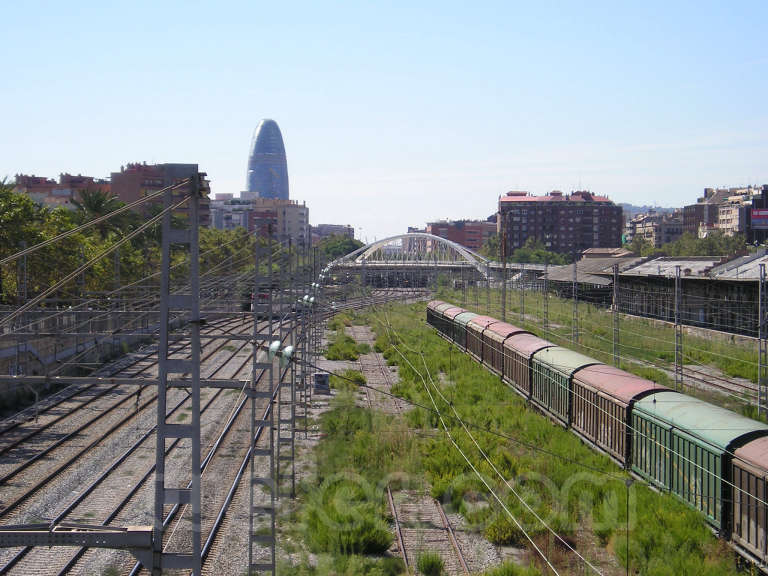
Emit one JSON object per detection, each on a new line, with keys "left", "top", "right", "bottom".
{"left": 543, "top": 262, "right": 549, "bottom": 334}
{"left": 572, "top": 254, "right": 579, "bottom": 345}
{"left": 613, "top": 264, "right": 619, "bottom": 367}
{"left": 153, "top": 177, "right": 202, "bottom": 575}
{"left": 674, "top": 265, "right": 683, "bottom": 392}
{"left": 501, "top": 230, "right": 507, "bottom": 322}
{"left": 759, "top": 264, "right": 767, "bottom": 414}
{"left": 520, "top": 263, "right": 525, "bottom": 324}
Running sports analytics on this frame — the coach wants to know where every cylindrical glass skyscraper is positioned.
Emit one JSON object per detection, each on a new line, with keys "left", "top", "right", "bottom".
{"left": 246, "top": 119, "right": 289, "bottom": 199}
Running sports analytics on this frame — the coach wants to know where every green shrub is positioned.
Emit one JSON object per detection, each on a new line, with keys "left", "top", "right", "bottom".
{"left": 482, "top": 562, "right": 541, "bottom": 576}
{"left": 330, "top": 369, "right": 366, "bottom": 392}
{"left": 326, "top": 332, "right": 359, "bottom": 360}
{"left": 353, "top": 302, "right": 744, "bottom": 575}
{"left": 302, "top": 482, "right": 392, "bottom": 555}
{"left": 484, "top": 515, "right": 527, "bottom": 547}
{"left": 416, "top": 551, "right": 444, "bottom": 576}
{"left": 356, "top": 342, "right": 371, "bottom": 354}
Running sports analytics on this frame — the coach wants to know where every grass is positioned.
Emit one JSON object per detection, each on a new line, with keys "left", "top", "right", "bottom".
{"left": 325, "top": 332, "right": 361, "bottom": 361}
{"left": 417, "top": 551, "right": 444, "bottom": 576}
{"left": 353, "top": 302, "right": 746, "bottom": 576}
{"left": 437, "top": 286, "right": 762, "bottom": 418}
{"left": 285, "top": 388, "right": 419, "bottom": 574}
{"left": 329, "top": 369, "right": 366, "bottom": 392}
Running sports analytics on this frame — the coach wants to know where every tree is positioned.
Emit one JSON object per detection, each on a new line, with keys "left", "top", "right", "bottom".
{"left": 625, "top": 231, "right": 748, "bottom": 259}
{"left": 317, "top": 234, "right": 364, "bottom": 261}
{"left": 0, "top": 179, "right": 46, "bottom": 303}
{"left": 71, "top": 189, "right": 127, "bottom": 238}
{"left": 509, "top": 238, "right": 569, "bottom": 265}
{"left": 479, "top": 234, "right": 499, "bottom": 259}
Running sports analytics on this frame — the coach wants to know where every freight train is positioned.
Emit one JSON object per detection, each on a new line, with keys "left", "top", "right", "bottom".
{"left": 426, "top": 300, "right": 768, "bottom": 567}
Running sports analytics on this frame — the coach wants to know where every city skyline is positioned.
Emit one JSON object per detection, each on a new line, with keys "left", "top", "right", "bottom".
{"left": 1, "top": 1, "right": 767, "bottom": 241}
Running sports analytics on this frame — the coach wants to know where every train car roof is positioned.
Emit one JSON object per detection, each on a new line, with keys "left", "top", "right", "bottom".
{"left": 435, "top": 302, "right": 455, "bottom": 313}
{"left": 735, "top": 436, "right": 768, "bottom": 473}
{"left": 443, "top": 306, "right": 466, "bottom": 319}
{"left": 531, "top": 346, "right": 600, "bottom": 376}
{"left": 454, "top": 312, "right": 479, "bottom": 325}
{"left": 484, "top": 322, "right": 528, "bottom": 340}
{"left": 504, "top": 333, "right": 556, "bottom": 358}
{"left": 574, "top": 364, "right": 666, "bottom": 405}
{"left": 467, "top": 315, "right": 499, "bottom": 330}
{"left": 427, "top": 300, "right": 446, "bottom": 311}
{"left": 635, "top": 391, "right": 768, "bottom": 451}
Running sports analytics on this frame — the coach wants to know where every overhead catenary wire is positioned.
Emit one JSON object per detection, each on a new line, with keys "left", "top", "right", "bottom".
{"left": 379, "top": 320, "right": 563, "bottom": 575}
{"left": 0, "top": 179, "right": 191, "bottom": 267}
{"left": 426, "top": 307, "right": 768, "bottom": 510}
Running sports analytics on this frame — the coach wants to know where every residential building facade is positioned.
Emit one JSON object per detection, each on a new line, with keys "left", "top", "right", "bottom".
{"left": 627, "top": 210, "right": 683, "bottom": 248}
{"left": 425, "top": 219, "right": 496, "bottom": 252}
{"left": 498, "top": 190, "right": 623, "bottom": 256}
{"left": 110, "top": 162, "right": 210, "bottom": 226}
{"left": 14, "top": 173, "right": 110, "bottom": 210}
{"left": 209, "top": 195, "right": 310, "bottom": 247}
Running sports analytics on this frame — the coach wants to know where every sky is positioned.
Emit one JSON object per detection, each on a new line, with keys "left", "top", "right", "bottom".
{"left": 2, "top": 1, "right": 767, "bottom": 242}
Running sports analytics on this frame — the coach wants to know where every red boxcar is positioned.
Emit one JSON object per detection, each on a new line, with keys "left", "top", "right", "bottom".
{"left": 571, "top": 365, "right": 665, "bottom": 464}
{"left": 466, "top": 316, "right": 499, "bottom": 362}
{"left": 502, "top": 333, "right": 554, "bottom": 398}
{"left": 481, "top": 322, "right": 528, "bottom": 375}
{"left": 732, "top": 437, "right": 768, "bottom": 564}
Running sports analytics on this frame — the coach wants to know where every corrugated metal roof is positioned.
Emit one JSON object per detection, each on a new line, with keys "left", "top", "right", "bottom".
{"left": 505, "top": 333, "right": 555, "bottom": 358}
{"left": 635, "top": 391, "right": 768, "bottom": 450}
{"left": 454, "top": 312, "right": 478, "bottom": 326}
{"left": 427, "top": 300, "right": 445, "bottom": 311}
{"left": 468, "top": 315, "right": 499, "bottom": 330}
{"left": 485, "top": 322, "right": 527, "bottom": 339}
{"left": 532, "top": 347, "right": 600, "bottom": 375}
{"left": 621, "top": 257, "right": 722, "bottom": 279}
{"left": 435, "top": 303, "right": 454, "bottom": 313}
{"left": 735, "top": 436, "right": 768, "bottom": 471}
{"left": 443, "top": 306, "right": 466, "bottom": 319}
{"left": 574, "top": 364, "right": 666, "bottom": 404}
{"left": 545, "top": 257, "right": 643, "bottom": 284}
{"left": 711, "top": 253, "right": 768, "bottom": 280}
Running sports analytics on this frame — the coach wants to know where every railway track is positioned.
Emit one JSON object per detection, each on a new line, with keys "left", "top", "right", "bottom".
{"left": 0, "top": 315, "right": 249, "bottom": 461}
{"left": 0, "top": 289, "right": 430, "bottom": 575}
{"left": 350, "top": 322, "right": 469, "bottom": 574}
{"left": 0, "top": 316, "right": 257, "bottom": 574}
{"left": 0, "top": 317, "right": 252, "bottom": 520}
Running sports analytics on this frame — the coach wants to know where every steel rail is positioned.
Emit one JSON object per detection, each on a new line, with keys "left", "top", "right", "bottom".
{"left": 0, "top": 316, "right": 249, "bottom": 485}
{"left": 434, "top": 498, "right": 469, "bottom": 575}
{"left": 387, "top": 486, "right": 408, "bottom": 570}
{"left": 2, "top": 328, "right": 256, "bottom": 574}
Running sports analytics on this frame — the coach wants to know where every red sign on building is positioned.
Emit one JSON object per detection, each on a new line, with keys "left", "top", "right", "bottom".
{"left": 752, "top": 209, "right": 768, "bottom": 229}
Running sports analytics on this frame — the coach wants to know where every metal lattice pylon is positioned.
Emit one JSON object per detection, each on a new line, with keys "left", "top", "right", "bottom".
{"left": 276, "top": 242, "right": 296, "bottom": 498}
{"left": 154, "top": 179, "right": 202, "bottom": 574}
{"left": 613, "top": 264, "right": 620, "bottom": 367}
{"left": 249, "top": 238, "right": 276, "bottom": 574}
{"left": 759, "top": 264, "right": 767, "bottom": 415}
{"left": 674, "top": 265, "right": 683, "bottom": 391}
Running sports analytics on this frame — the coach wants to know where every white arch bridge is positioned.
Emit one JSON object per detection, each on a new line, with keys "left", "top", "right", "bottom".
{"left": 325, "top": 233, "right": 548, "bottom": 289}
{"left": 335, "top": 233, "right": 489, "bottom": 276}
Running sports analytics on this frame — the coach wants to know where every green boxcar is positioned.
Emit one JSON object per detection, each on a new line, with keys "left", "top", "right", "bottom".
{"left": 530, "top": 347, "right": 599, "bottom": 424}
{"left": 433, "top": 302, "right": 455, "bottom": 337}
{"left": 426, "top": 301, "right": 446, "bottom": 332}
{"left": 632, "top": 391, "right": 768, "bottom": 528}
{"left": 452, "top": 312, "right": 477, "bottom": 350}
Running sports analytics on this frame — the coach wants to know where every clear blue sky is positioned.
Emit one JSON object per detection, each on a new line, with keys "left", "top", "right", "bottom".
{"left": 2, "top": 1, "right": 767, "bottom": 241}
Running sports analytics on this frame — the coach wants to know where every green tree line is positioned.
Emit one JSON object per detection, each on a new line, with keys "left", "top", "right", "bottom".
{"left": 0, "top": 182, "right": 254, "bottom": 305}
{"left": 624, "top": 231, "right": 747, "bottom": 258}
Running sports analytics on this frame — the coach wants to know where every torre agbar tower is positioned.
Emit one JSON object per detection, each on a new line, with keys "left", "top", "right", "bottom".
{"left": 246, "top": 119, "right": 289, "bottom": 199}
